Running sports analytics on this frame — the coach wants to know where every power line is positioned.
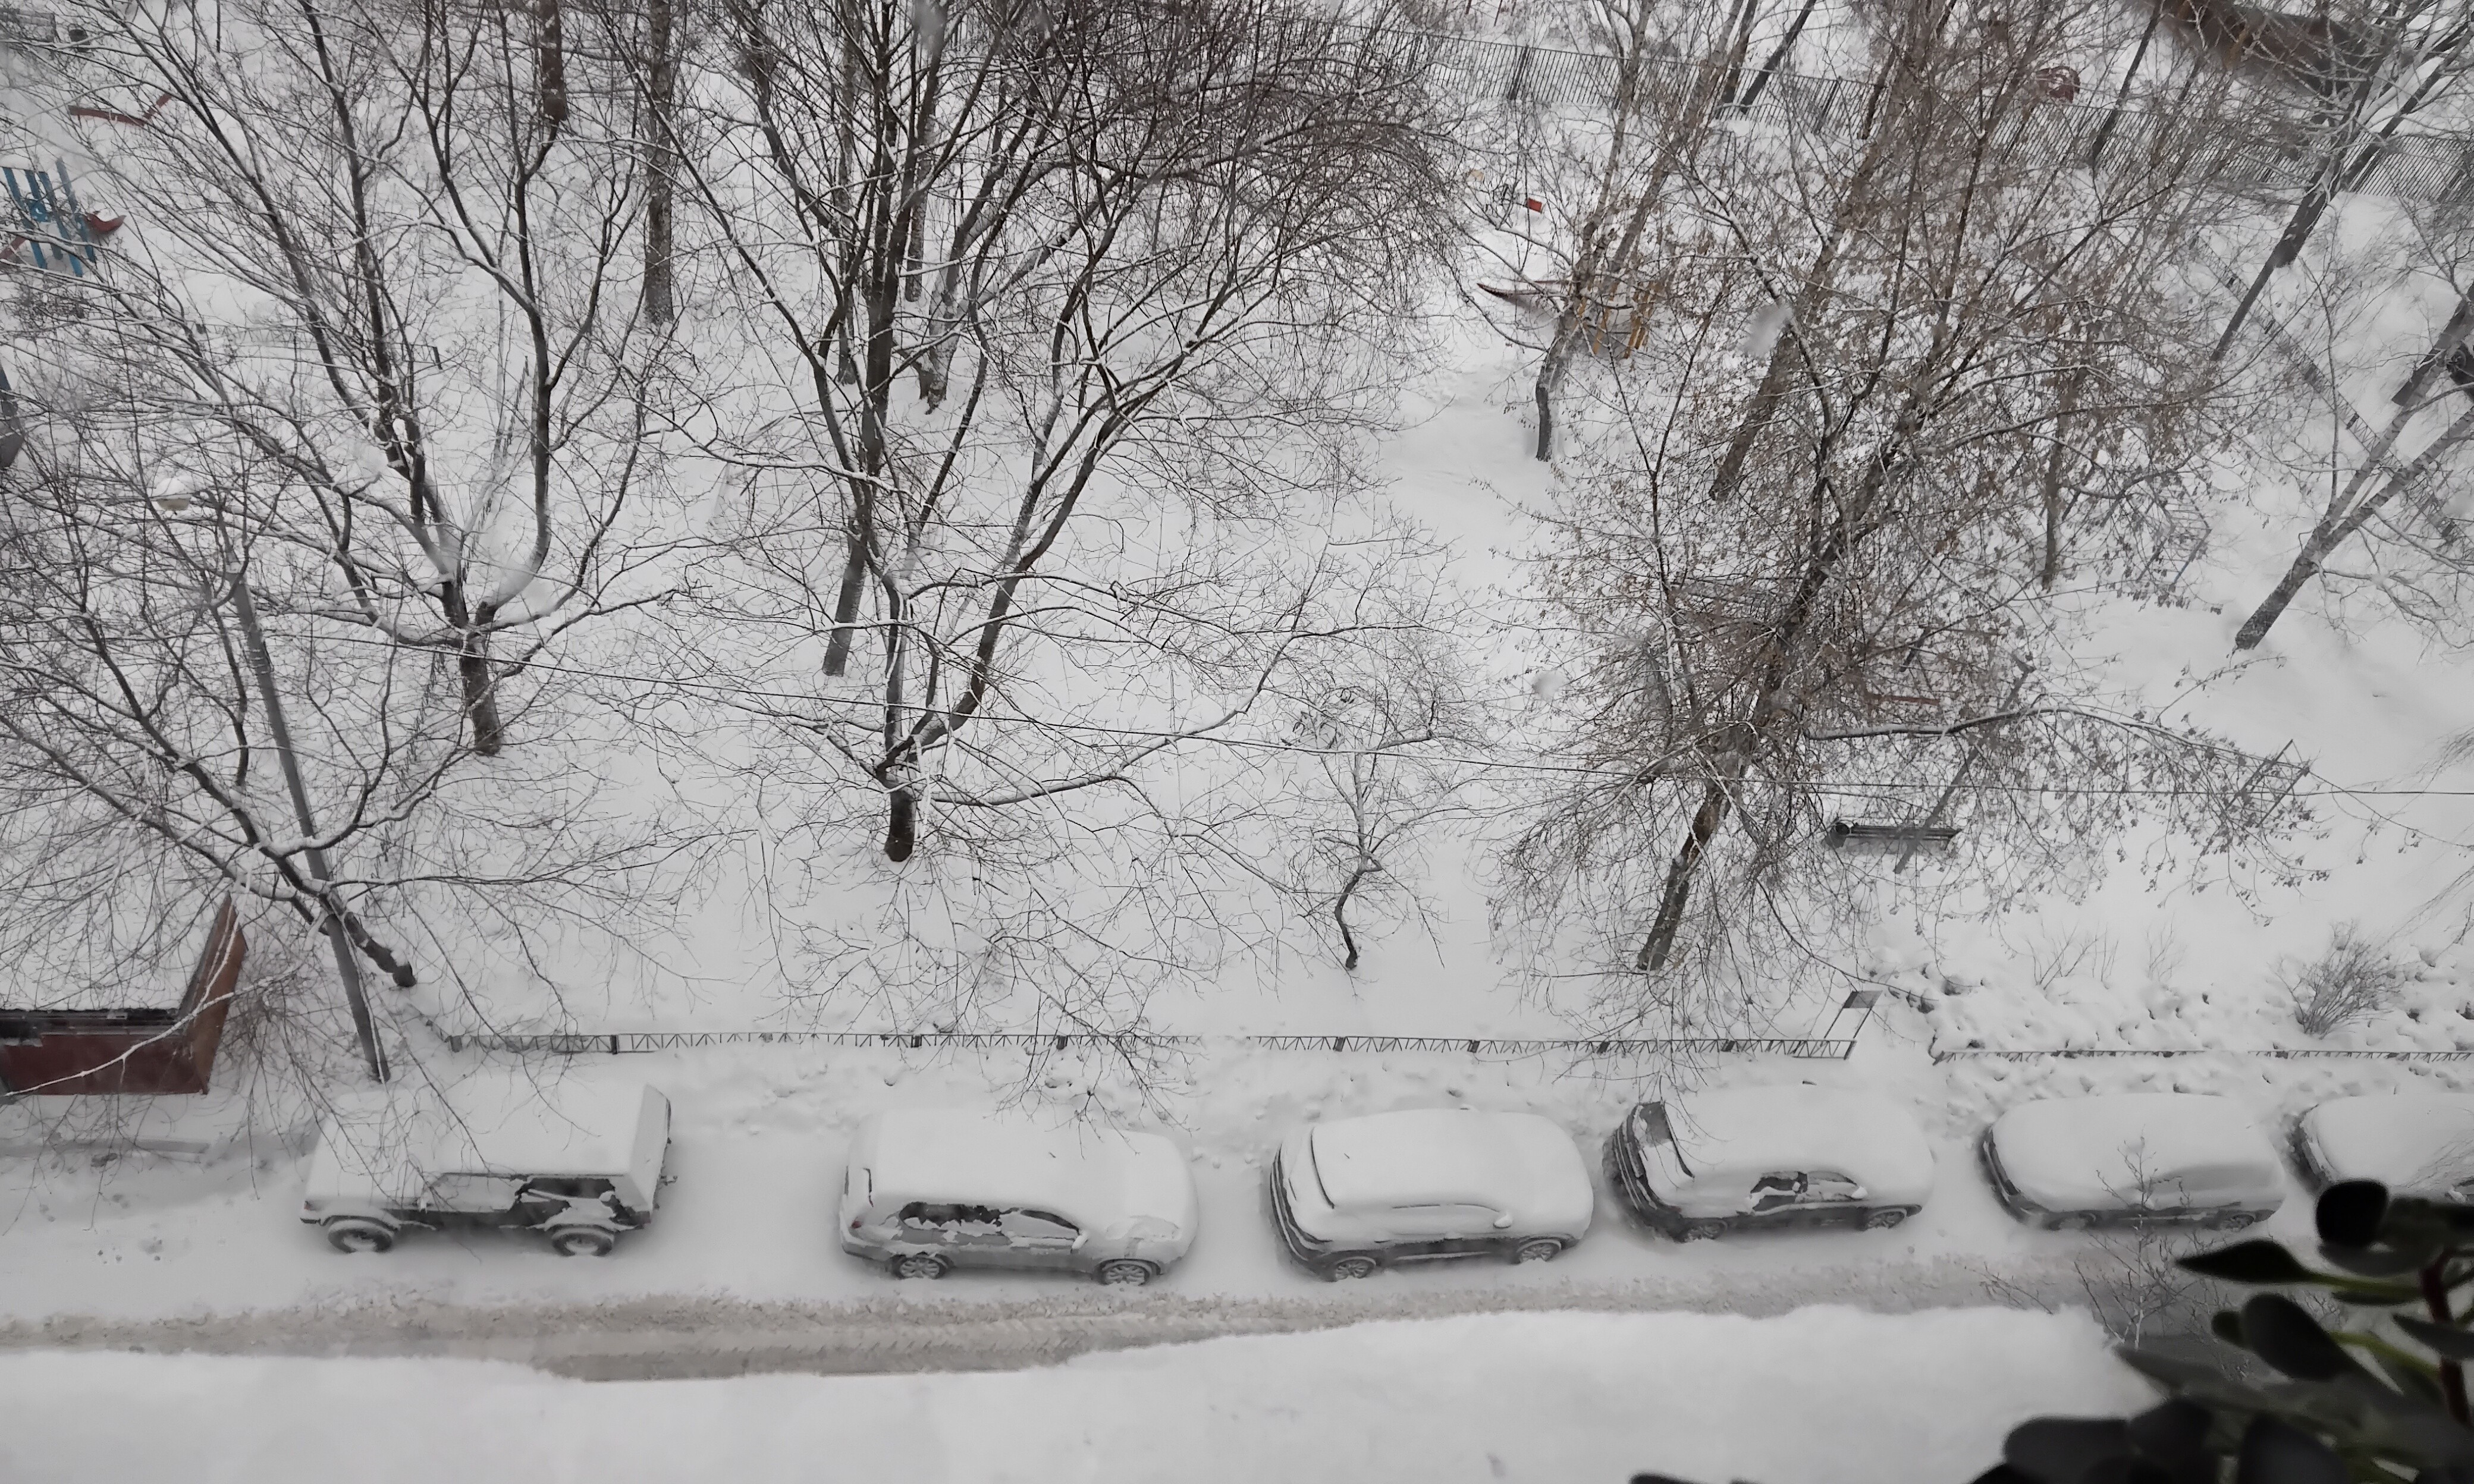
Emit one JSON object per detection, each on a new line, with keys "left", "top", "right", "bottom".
{"left": 236, "top": 622, "right": 2474, "bottom": 806}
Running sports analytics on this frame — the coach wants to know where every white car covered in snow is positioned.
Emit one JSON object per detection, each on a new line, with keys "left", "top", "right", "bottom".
{"left": 2295, "top": 1093, "right": 2474, "bottom": 1202}
{"left": 299, "top": 1074, "right": 673, "bottom": 1256}
{"left": 1269, "top": 1108, "right": 1594, "bottom": 1280}
{"left": 1605, "top": 1086, "right": 1935, "bottom": 1240}
{"left": 1980, "top": 1093, "right": 2284, "bottom": 1232}
{"left": 838, "top": 1108, "right": 1198, "bottom": 1286}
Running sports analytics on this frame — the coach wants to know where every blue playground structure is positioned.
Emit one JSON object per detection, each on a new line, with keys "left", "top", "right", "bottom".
{"left": 4, "top": 159, "right": 104, "bottom": 278}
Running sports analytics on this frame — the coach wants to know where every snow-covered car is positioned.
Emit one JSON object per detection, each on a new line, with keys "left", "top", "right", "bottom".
{"left": 2294, "top": 1093, "right": 2474, "bottom": 1201}
{"left": 1269, "top": 1108, "right": 1593, "bottom": 1280}
{"left": 1604, "top": 1086, "right": 1935, "bottom": 1240}
{"left": 1980, "top": 1093, "right": 2284, "bottom": 1231}
{"left": 299, "top": 1074, "right": 673, "bottom": 1256}
{"left": 838, "top": 1108, "right": 1198, "bottom": 1286}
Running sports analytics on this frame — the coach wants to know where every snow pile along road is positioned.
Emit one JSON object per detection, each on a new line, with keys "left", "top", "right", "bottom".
{"left": 0, "top": 1306, "right": 2150, "bottom": 1483}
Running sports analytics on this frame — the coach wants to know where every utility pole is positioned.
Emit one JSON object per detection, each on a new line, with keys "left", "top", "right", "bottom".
{"left": 228, "top": 576, "right": 391, "bottom": 1081}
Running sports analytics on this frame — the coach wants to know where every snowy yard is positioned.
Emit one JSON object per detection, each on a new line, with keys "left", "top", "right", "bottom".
{"left": 8, "top": 0, "right": 2474, "bottom": 1475}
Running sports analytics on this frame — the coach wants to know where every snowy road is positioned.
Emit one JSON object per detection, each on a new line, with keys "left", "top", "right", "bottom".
{"left": 0, "top": 1252, "right": 2127, "bottom": 1380}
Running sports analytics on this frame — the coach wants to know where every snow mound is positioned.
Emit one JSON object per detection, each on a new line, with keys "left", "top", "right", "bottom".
{"left": 0, "top": 1307, "right": 2149, "bottom": 1482}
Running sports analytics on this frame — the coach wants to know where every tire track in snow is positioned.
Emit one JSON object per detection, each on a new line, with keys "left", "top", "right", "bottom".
{"left": 0, "top": 1253, "right": 2128, "bottom": 1380}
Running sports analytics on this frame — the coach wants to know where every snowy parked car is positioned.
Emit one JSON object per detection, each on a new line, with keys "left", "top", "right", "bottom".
{"left": 838, "top": 1108, "right": 1198, "bottom": 1286}
{"left": 1979, "top": 1093, "right": 2284, "bottom": 1231}
{"left": 1269, "top": 1108, "right": 1594, "bottom": 1280}
{"left": 2294, "top": 1093, "right": 2474, "bottom": 1202}
{"left": 300, "top": 1074, "right": 673, "bottom": 1256}
{"left": 1603, "top": 1086, "right": 1935, "bottom": 1240}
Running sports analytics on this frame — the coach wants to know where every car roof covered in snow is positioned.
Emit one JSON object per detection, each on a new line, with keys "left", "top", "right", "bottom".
{"left": 1306, "top": 1109, "right": 1591, "bottom": 1224}
{"left": 1661, "top": 1086, "right": 1935, "bottom": 1203}
{"left": 305, "top": 1074, "right": 665, "bottom": 1203}
{"left": 847, "top": 1108, "right": 1188, "bottom": 1222}
{"left": 2303, "top": 1093, "right": 2474, "bottom": 1198}
{"left": 1988, "top": 1093, "right": 2283, "bottom": 1213}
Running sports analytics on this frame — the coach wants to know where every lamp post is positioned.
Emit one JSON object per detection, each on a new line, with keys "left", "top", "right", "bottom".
{"left": 152, "top": 485, "right": 390, "bottom": 1082}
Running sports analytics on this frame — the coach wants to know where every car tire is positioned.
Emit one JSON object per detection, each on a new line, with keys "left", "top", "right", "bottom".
{"left": 1095, "top": 1259, "right": 1156, "bottom": 1287}
{"left": 1509, "top": 1238, "right": 1563, "bottom": 1264}
{"left": 1678, "top": 1220, "right": 1728, "bottom": 1242}
{"left": 1861, "top": 1208, "right": 1908, "bottom": 1231}
{"left": 550, "top": 1227, "right": 616, "bottom": 1257}
{"left": 2047, "top": 1212, "right": 2095, "bottom": 1233}
{"left": 2209, "top": 1211, "right": 2258, "bottom": 1232}
{"left": 322, "top": 1218, "right": 395, "bottom": 1255}
{"left": 891, "top": 1252, "right": 949, "bottom": 1280}
{"left": 1319, "top": 1254, "right": 1380, "bottom": 1281}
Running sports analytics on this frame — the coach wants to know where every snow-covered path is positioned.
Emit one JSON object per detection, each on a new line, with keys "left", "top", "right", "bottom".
{"left": 0, "top": 1251, "right": 2130, "bottom": 1381}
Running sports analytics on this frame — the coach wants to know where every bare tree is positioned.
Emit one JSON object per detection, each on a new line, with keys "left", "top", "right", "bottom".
{"left": 1492, "top": 0, "right": 2305, "bottom": 1020}
{"left": 21, "top": 0, "right": 682, "bottom": 759}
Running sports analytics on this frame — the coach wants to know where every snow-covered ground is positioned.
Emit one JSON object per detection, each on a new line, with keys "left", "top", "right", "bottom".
{"left": 0, "top": 1306, "right": 2153, "bottom": 1483}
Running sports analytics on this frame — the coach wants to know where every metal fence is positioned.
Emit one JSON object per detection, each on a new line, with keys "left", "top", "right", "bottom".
{"left": 444, "top": 1029, "right": 1861, "bottom": 1060}
{"left": 1932, "top": 1045, "right": 2474, "bottom": 1063}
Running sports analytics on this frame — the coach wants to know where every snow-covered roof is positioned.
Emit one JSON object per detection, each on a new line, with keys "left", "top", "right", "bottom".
{"left": 1988, "top": 1093, "right": 2283, "bottom": 1213}
{"left": 2303, "top": 1093, "right": 2474, "bottom": 1199}
{"left": 848, "top": 1108, "right": 1189, "bottom": 1225}
{"left": 1665, "top": 1086, "right": 1935, "bottom": 1204}
{"left": 304, "top": 1074, "right": 665, "bottom": 1205}
{"left": 1306, "top": 1109, "right": 1588, "bottom": 1220}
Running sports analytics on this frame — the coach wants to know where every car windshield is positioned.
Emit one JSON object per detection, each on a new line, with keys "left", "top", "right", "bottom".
{"left": 1635, "top": 1104, "right": 1692, "bottom": 1178}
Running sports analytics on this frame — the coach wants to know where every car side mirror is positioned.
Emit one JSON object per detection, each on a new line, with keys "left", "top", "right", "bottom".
{"left": 1492, "top": 1212, "right": 1515, "bottom": 1229}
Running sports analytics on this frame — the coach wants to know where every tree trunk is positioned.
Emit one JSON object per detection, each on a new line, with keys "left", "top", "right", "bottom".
{"left": 643, "top": 0, "right": 676, "bottom": 326}
{"left": 821, "top": 529, "right": 870, "bottom": 677}
{"left": 336, "top": 903, "right": 420, "bottom": 988}
{"left": 458, "top": 642, "right": 507, "bottom": 756}
{"left": 2040, "top": 372, "right": 2083, "bottom": 591}
{"left": 535, "top": 0, "right": 569, "bottom": 125}
{"left": 2087, "top": 0, "right": 2162, "bottom": 169}
{"left": 1636, "top": 781, "right": 1734, "bottom": 972}
{"left": 1335, "top": 864, "right": 1371, "bottom": 971}
{"left": 1734, "top": 0, "right": 1820, "bottom": 112}
{"left": 883, "top": 785, "right": 918, "bottom": 862}
{"left": 1533, "top": 326, "right": 1578, "bottom": 461}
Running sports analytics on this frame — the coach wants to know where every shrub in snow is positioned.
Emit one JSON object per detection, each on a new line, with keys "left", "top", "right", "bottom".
{"left": 1986, "top": 1180, "right": 2474, "bottom": 1484}
{"left": 2288, "top": 925, "right": 2409, "bottom": 1037}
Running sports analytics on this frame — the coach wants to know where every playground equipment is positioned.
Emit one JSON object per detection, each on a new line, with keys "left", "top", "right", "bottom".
{"left": 4, "top": 159, "right": 106, "bottom": 278}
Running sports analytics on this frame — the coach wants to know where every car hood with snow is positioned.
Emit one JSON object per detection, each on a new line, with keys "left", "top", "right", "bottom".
{"left": 1284, "top": 1108, "right": 1594, "bottom": 1236}
{"left": 2300, "top": 1093, "right": 2474, "bottom": 1200}
{"left": 1985, "top": 1093, "right": 2283, "bottom": 1215}
{"left": 840, "top": 1108, "right": 1198, "bottom": 1246}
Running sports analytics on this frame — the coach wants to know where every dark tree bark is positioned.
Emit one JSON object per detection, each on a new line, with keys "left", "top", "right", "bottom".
{"left": 644, "top": 0, "right": 677, "bottom": 325}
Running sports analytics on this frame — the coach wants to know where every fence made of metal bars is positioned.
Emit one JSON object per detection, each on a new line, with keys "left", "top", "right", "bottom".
{"left": 443, "top": 1029, "right": 1863, "bottom": 1060}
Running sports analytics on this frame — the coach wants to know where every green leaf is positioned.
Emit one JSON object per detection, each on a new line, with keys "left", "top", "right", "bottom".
{"left": 2243, "top": 1294, "right": 2361, "bottom": 1382}
{"left": 2325, "top": 1280, "right": 2425, "bottom": 1306}
{"left": 2235, "top": 1415, "right": 2346, "bottom": 1484}
{"left": 2316, "top": 1181, "right": 2389, "bottom": 1249}
{"left": 2365, "top": 1345, "right": 2448, "bottom": 1410}
{"left": 2182, "top": 1240, "right": 2319, "bottom": 1285}
{"left": 2398, "top": 1315, "right": 2474, "bottom": 1362}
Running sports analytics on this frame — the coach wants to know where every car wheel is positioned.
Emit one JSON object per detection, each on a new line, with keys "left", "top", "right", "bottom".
{"left": 323, "top": 1218, "right": 395, "bottom": 1255}
{"left": 1095, "top": 1259, "right": 1156, "bottom": 1287}
{"left": 1320, "top": 1254, "right": 1379, "bottom": 1281}
{"left": 550, "top": 1227, "right": 616, "bottom": 1257}
{"left": 1678, "top": 1220, "right": 1727, "bottom": 1242}
{"left": 2209, "top": 1211, "right": 2258, "bottom": 1232}
{"left": 1861, "top": 1208, "right": 1908, "bottom": 1231}
{"left": 2048, "top": 1212, "right": 2095, "bottom": 1233}
{"left": 1509, "top": 1238, "right": 1564, "bottom": 1264}
{"left": 892, "top": 1252, "right": 949, "bottom": 1281}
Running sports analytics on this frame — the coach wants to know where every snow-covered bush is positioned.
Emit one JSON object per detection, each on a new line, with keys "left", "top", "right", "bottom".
{"left": 2288, "top": 925, "right": 2408, "bottom": 1037}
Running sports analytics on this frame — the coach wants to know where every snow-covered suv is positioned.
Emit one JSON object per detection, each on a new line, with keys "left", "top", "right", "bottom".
{"left": 1980, "top": 1092, "right": 2284, "bottom": 1232}
{"left": 299, "top": 1074, "right": 672, "bottom": 1256}
{"left": 1269, "top": 1108, "right": 1594, "bottom": 1280}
